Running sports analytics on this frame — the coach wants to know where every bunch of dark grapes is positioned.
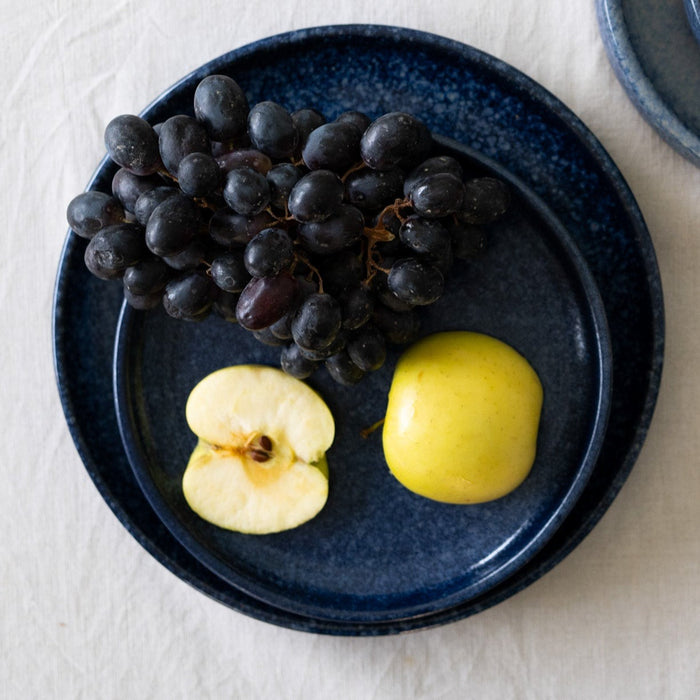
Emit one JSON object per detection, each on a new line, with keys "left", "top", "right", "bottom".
{"left": 66, "top": 74, "right": 510, "bottom": 385}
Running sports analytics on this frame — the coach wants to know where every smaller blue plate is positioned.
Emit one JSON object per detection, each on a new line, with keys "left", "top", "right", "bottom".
{"left": 597, "top": 0, "right": 700, "bottom": 167}
{"left": 113, "top": 137, "right": 612, "bottom": 623}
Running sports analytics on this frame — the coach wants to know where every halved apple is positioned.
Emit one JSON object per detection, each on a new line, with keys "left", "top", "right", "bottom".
{"left": 182, "top": 365, "right": 335, "bottom": 534}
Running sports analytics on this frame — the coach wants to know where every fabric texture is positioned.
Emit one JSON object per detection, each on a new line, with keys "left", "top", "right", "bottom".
{"left": 2, "top": 1, "right": 698, "bottom": 697}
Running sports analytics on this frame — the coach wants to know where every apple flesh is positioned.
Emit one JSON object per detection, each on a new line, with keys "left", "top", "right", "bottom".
{"left": 382, "top": 331, "right": 543, "bottom": 504}
{"left": 182, "top": 365, "right": 334, "bottom": 534}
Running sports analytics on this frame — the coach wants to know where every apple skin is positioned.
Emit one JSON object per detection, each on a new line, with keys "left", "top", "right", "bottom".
{"left": 382, "top": 331, "right": 543, "bottom": 504}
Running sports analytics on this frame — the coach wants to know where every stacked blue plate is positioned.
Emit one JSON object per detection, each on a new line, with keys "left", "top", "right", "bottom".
{"left": 597, "top": 0, "right": 700, "bottom": 166}
{"left": 53, "top": 25, "right": 663, "bottom": 635}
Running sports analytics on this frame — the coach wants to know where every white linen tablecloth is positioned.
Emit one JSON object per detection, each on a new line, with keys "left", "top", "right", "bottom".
{"left": 2, "top": 0, "right": 698, "bottom": 697}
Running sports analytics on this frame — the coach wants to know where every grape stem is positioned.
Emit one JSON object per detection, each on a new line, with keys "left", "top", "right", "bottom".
{"left": 194, "top": 196, "right": 219, "bottom": 211}
{"left": 292, "top": 249, "right": 324, "bottom": 293}
{"left": 340, "top": 160, "right": 367, "bottom": 183}
{"left": 361, "top": 197, "right": 412, "bottom": 282}
{"left": 158, "top": 168, "right": 178, "bottom": 182}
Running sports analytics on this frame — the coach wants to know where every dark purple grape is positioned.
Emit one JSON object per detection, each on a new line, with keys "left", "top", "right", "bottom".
{"left": 161, "top": 236, "right": 214, "bottom": 270}
{"left": 294, "top": 274, "right": 319, "bottom": 299}
{"left": 371, "top": 211, "right": 403, "bottom": 256}
{"left": 104, "top": 115, "right": 161, "bottom": 176}
{"left": 370, "top": 258, "right": 415, "bottom": 312}
{"left": 373, "top": 305, "right": 421, "bottom": 345}
{"left": 372, "top": 235, "right": 403, "bottom": 259}
{"left": 341, "top": 285, "right": 373, "bottom": 330}
{"left": 325, "top": 350, "right": 365, "bottom": 385}
{"left": 112, "top": 169, "right": 162, "bottom": 213}
{"left": 422, "top": 238, "right": 454, "bottom": 278}
{"left": 158, "top": 115, "right": 210, "bottom": 176}
{"left": 360, "top": 112, "right": 432, "bottom": 170}
{"left": 344, "top": 168, "right": 404, "bottom": 215}
{"left": 243, "top": 228, "right": 294, "bottom": 277}
{"left": 291, "top": 108, "right": 326, "bottom": 150}
{"left": 123, "top": 255, "right": 171, "bottom": 295}
{"left": 216, "top": 148, "right": 272, "bottom": 175}
{"left": 399, "top": 216, "right": 452, "bottom": 258}
{"left": 297, "top": 204, "right": 364, "bottom": 255}
{"left": 459, "top": 177, "right": 511, "bottom": 224}
{"left": 266, "top": 163, "right": 301, "bottom": 212}
{"left": 253, "top": 327, "right": 288, "bottom": 346}
{"left": 335, "top": 110, "right": 371, "bottom": 133}
{"left": 403, "top": 155, "right": 463, "bottom": 197}
{"left": 123, "top": 287, "right": 163, "bottom": 310}
{"left": 67, "top": 191, "right": 125, "bottom": 239}
{"left": 378, "top": 285, "right": 415, "bottom": 312}
{"left": 145, "top": 194, "right": 200, "bottom": 257}
{"left": 247, "top": 101, "right": 298, "bottom": 159}
{"left": 347, "top": 325, "right": 386, "bottom": 371}
{"left": 162, "top": 271, "right": 217, "bottom": 321}
{"left": 449, "top": 220, "right": 486, "bottom": 259}
{"left": 133, "top": 186, "right": 178, "bottom": 226}
{"left": 387, "top": 258, "right": 444, "bottom": 306}
{"left": 269, "top": 311, "right": 294, "bottom": 340}
{"left": 211, "top": 132, "right": 252, "bottom": 153}
{"left": 235, "top": 272, "right": 298, "bottom": 330}
{"left": 291, "top": 293, "right": 342, "bottom": 351}
{"left": 318, "top": 250, "right": 363, "bottom": 296}
{"left": 210, "top": 252, "right": 250, "bottom": 293}
{"left": 301, "top": 121, "right": 361, "bottom": 173}
{"left": 296, "top": 331, "right": 347, "bottom": 360}
{"left": 222, "top": 166, "right": 270, "bottom": 216}
{"left": 84, "top": 223, "right": 147, "bottom": 280}
{"left": 213, "top": 291, "right": 240, "bottom": 322}
{"left": 193, "top": 74, "right": 249, "bottom": 141}
{"left": 177, "top": 152, "right": 221, "bottom": 196}
{"left": 208, "top": 208, "right": 275, "bottom": 248}
{"left": 280, "top": 343, "right": 319, "bottom": 379}
{"left": 374, "top": 209, "right": 402, "bottom": 236}
{"left": 410, "top": 172, "right": 465, "bottom": 218}
{"left": 287, "top": 170, "right": 344, "bottom": 223}
{"left": 268, "top": 274, "right": 317, "bottom": 340}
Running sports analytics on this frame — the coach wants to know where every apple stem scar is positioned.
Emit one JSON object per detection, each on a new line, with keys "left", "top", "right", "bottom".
{"left": 360, "top": 417, "right": 385, "bottom": 439}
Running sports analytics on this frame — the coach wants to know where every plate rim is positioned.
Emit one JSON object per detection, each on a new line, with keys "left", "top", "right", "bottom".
{"left": 596, "top": 0, "right": 700, "bottom": 167}
{"left": 111, "top": 134, "right": 614, "bottom": 623}
{"left": 685, "top": 0, "right": 700, "bottom": 43}
{"left": 52, "top": 23, "right": 664, "bottom": 635}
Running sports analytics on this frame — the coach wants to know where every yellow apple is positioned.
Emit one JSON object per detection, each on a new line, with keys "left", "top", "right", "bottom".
{"left": 182, "top": 365, "right": 334, "bottom": 534}
{"left": 382, "top": 331, "right": 543, "bottom": 504}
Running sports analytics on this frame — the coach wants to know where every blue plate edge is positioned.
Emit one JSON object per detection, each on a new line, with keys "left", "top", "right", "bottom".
{"left": 50, "top": 23, "right": 665, "bottom": 635}
{"left": 685, "top": 0, "right": 700, "bottom": 43}
{"left": 595, "top": 0, "right": 700, "bottom": 167}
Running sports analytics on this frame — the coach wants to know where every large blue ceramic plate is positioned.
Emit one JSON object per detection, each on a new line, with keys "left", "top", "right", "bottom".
{"left": 113, "top": 136, "right": 612, "bottom": 623}
{"left": 597, "top": 0, "right": 700, "bottom": 167}
{"left": 53, "top": 25, "right": 663, "bottom": 634}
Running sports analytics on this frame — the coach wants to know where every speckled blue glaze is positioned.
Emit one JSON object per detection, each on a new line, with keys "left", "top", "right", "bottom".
{"left": 597, "top": 0, "right": 700, "bottom": 166}
{"left": 113, "top": 136, "right": 612, "bottom": 623}
{"left": 684, "top": 0, "right": 700, "bottom": 43}
{"left": 53, "top": 25, "right": 664, "bottom": 635}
